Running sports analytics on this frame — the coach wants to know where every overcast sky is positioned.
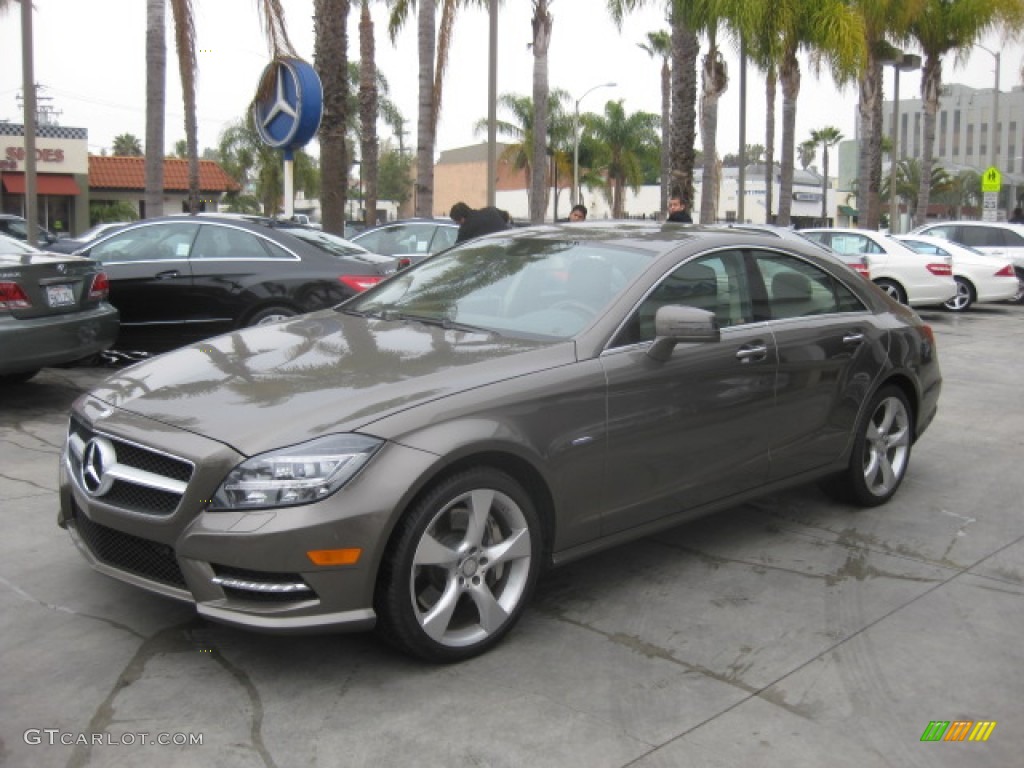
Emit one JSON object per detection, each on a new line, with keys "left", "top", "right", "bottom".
{"left": 2, "top": 1, "right": 1022, "bottom": 169}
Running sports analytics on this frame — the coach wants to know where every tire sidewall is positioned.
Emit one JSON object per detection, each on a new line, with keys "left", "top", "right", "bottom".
{"left": 845, "top": 386, "right": 913, "bottom": 507}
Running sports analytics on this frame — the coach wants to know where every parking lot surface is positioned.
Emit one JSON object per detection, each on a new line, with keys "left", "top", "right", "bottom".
{"left": 2, "top": 304, "right": 1022, "bottom": 768}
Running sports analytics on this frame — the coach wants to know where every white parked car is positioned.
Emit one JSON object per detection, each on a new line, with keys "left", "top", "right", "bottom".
{"left": 894, "top": 234, "right": 1019, "bottom": 312}
{"left": 907, "top": 220, "right": 1024, "bottom": 303}
{"left": 801, "top": 228, "right": 956, "bottom": 307}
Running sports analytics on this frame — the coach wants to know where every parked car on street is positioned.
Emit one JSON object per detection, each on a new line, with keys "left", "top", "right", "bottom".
{"left": 709, "top": 223, "right": 871, "bottom": 278}
{"left": 0, "top": 213, "right": 58, "bottom": 245}
{"left": 44, "top": 221, "right": 132, "bottom": 255}
{"left": 72, "top": 215, "right": 398, "bottom": 351}
{"left": 351, "top": 218, "right": 459, "bottom": 268}
{"left": 59, "top": 222, "right": 942, "bottom": 661}
{"left": 0, "top": 234, "right": 119, "bottom": 384}
{"left": 893, "top": 234, "right": 1019, "bottom": 311}
{"left": 908, "top": 220, "right": 1024, "bottom": 303}
{"left": 801, "top": 227, "right": 956, "bottom": 307}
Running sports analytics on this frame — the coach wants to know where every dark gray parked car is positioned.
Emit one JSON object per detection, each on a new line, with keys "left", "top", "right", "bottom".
{"left": 58, "top": 223, "right": 942, "bottom": 661}
{"left": 1, "top": 235, "right": 119, "bottom": 383}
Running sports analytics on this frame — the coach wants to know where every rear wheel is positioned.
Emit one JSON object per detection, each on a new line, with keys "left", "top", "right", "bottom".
{"left": 943, "top": 277, "right": 974, "bottom": 312}
{"left": 823, "top": 386, "right": 913, "bottom": 507}
{"left": 375, "top": 468, "right": 542, "bottom": 662}
{"left": 874, "top": 278, "right": 907, "bottom": 305}
{"left": 246, "top": 305, "right": 298, "bottom": 326}
{"left": 1013, "top": 267, "right": 1024, "bottom": 304}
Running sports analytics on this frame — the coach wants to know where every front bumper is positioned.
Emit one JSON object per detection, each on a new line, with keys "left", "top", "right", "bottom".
{"left": 58, "top": 397, "right": 438, "bottom": 633}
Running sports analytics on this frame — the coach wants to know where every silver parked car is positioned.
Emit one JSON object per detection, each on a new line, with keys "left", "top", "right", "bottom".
{"left": 59, "top": 223, "right": 942, "bottom": 661}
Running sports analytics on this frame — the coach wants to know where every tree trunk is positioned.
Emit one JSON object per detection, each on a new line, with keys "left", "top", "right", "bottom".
{"left": 915, "top": 54, "right": 941, "bottom": 228}
{"left": 314, "top": 0, "right": 350, "bottom": 233}
{"left": 777, "top": 50, "right": 800, "bottom": 227}
{"left": 359, "top": 1, "right": 379, "bottom": 227}
{"left": 170, "top": 0, "right": 199, "bottom": 213}
{"left": 145, "top": 0, "right": 166, "bottom": 219}
{"left": 669, "top": 7, "right": 698, "bottom": 207}
{"left": 764, "top": 66, "right": 776, "bottom": 224}
{"left": 660, "top": 57, "right": 670, "bottom": 214}
{"left": 415, "top": 0, "right": 436, "bottom": 217}
{"left": 530, "top": 2, "right": 552, "bottom": 224}
{"left": 699, "top": 42, "right": 727, "bottom": 224}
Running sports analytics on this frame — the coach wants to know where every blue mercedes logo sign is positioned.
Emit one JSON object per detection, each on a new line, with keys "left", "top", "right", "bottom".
{"left": 80, "top": 437, "right": 116, "bottom": 497}
{"left": 253, "top": 58, "right": 323, "bottom": 151}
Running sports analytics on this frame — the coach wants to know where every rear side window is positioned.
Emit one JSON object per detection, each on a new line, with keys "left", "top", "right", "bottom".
{"left": 754, "top": 253, "right": 865, "bottom": 320}
{"left": 191, "top": 225, "right": 268, "bottom": 259}
{"left": 959, "top": 227, "right": 1002, "bottom": 247}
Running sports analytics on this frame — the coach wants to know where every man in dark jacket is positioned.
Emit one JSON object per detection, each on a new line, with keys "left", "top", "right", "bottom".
{"left": 666, "top": 194, "right": 692, "bottom": 223}
{"left": 450, "top": 202, "right": 510, "bottom": 243}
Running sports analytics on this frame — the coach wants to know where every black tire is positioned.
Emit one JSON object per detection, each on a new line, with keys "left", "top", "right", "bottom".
{"left": 822, "top": 385, "right": 913, "bottom": 507}
{"left": 943, "top": 277, "right": 974, "bottom": 312}
{"left": 874, "top": 278, "right": 907, "bottom": 305}
{"left": 246, "top": 305, "right": 298, "bottom": 326}
{"left": 375, "top": 467, "right": 543, "bottom": 662}
{"left": 0, "top": 369, "right": 39, "bottom": 385}
{"left": 1013, "top": 267, "right": 1024, "bottom": 305}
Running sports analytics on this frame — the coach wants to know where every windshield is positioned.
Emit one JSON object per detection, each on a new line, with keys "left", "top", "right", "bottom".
{"left": 348, "top": 236, "right": 655, "bottom": 340}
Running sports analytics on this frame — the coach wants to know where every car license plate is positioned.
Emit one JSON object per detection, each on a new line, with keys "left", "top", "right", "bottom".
{"left": 46, "top": 284, "right": 76, "bottom": 307}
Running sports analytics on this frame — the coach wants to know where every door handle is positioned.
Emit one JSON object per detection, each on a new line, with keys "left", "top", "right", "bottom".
{"left": 843, "top": 332, "right": 865, "bottom": 345}
{"left": 736, "top": 343, "right": 768, "bottom": 363}
{"left": 155, "top": 270, "right": 180, "bottom": 280}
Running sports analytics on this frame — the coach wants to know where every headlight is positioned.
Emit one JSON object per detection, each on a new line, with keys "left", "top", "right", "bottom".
{"left": 210, "top": 434, "right": 383, "bottom": 510}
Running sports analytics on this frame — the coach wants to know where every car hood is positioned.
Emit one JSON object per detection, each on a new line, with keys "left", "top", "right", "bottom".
{"left": 87, "top": 309, "right": 576, "bottom": 456}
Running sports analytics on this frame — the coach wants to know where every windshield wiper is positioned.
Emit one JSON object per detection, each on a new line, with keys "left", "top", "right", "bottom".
{"left": 387, "top": 311, "right": 501, "bottom": 336}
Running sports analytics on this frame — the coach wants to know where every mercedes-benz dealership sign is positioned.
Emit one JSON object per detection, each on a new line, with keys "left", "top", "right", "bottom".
{"left": 252, "top": 58, "right": 323, "bottom": 152}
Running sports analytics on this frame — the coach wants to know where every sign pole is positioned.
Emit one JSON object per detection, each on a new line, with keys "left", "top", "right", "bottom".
{"left": 283, "top": 149, "right": 294, "bottom": 218}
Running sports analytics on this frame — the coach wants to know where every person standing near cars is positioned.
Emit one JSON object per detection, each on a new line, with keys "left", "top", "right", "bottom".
{"left": 569, "top": 204, "right": 588, "bottom": 222}
{"left": 450, "top": 202, "right": 510, "bottom": 243}
{"left": 666, "top": 194, "right": 693, "bottom": 223}
{"left": 1011, "top": 207, "right": 1024, "bottom": 224}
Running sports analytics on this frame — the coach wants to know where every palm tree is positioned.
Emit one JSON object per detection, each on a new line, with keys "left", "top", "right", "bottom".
{"left": 850, "top": 0, "right": 922, "bottom": 231}
{"left": 908, "top": 0, "right": 1024, "bottom": 227}
{"left": 112, "top": 133, "right": 144, "bottom": 157}
{"left": 315, "top": 0, "right": 351, "bottom": 232}
{"left": 145, "top": 0, "right": 166, "bottom": 219}
{"left": 169, "top": 0, "right": 200, "bottom": 213}
{"left": 584, "top": 100, "right": 660, "bottom": 219}
{"left": 608, "top": 0, "right": 699, "bottom": 209}
{"left": 882, "top": 157, "right": 953, "bottom": 220}
{"left": 798, "top": 138, "right": 817, "bottom": 170}
{"left": 359, "top": 0, "right": 379, "bottom": 227}
{"left": 530, "top": 0, "right": 553, "bottom": 224}
{"left": 638, "top": 30, "right": 672, "bottom": 214}
{"left": 697, "top": 5, "right": 731, "bottom": 224}
{"left": 811, "top": 125, "right": 843, "bottom": 223}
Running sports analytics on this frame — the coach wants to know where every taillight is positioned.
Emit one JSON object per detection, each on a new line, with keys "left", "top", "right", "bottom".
{"left": 397, "top": 257, "right": 412, "bottom": 270}
{"left": 88, "top": 271, "right": 110, "bottom": 300}
{"left": 925, "top": 263, "right": 953, "bottom": 276}
{"left": 0, "top": 281, "right": 32, "bottom": 311}
{"left": 339, "top": 274, "right": 384, "bottom": 292}
{"left": 920, "top": 323, "right": 936, "bottom": 347}
{"left": 994, "top": 264, "right": 1015, "bottom": 277}
{"left": 852, "top": 262, "right": 870, "bottom": 279}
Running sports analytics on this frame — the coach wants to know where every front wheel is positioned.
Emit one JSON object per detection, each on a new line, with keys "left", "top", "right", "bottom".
{"left": 943, "top": 277, "right": 974, "bottom": 312}
{"left": 246, "top": 305, "right": 298, "bottom": 326}
{"left": 822, "top": 386, "right": 913, "bottom": 507}
{"left": 375, "top": 468, "right": 542, "bottom": 662}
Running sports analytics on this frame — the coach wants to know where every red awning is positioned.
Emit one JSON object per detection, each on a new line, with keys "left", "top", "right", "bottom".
{"left": 1, "top": 172, "right": 81, "bottom": 196}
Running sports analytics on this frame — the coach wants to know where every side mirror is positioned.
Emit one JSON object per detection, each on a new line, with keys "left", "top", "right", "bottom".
{"left": 647, "top": 305, "right": 721, "bottom": 362}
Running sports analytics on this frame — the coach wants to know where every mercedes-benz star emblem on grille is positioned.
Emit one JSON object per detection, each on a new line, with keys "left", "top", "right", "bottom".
{"left": 80, "top": 437, "right": 117, "bottom": 497}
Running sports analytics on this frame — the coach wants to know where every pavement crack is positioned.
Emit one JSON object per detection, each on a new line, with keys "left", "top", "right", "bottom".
{"left": 0, "top": 575, "right": 145, "bottom": 639}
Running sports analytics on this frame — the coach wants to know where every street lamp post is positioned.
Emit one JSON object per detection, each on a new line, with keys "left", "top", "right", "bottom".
{"left": 887, "top": 53, "right": 921, "bottom": 234}
{"left": 573, "top": 82, "right": 615, "bottom": 208}
{"left": 975, "top": 44, "right": 1002, "bottom": 215}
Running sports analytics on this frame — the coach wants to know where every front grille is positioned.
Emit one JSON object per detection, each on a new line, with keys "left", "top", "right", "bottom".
{"left": 211, "top": 564, "right": 317, "bottom": 604}
{"left": 68, "top": 414, "right": 194, "bottom": 517}
{"left": 72, "top": 502, "right": 187, "bottom": 589}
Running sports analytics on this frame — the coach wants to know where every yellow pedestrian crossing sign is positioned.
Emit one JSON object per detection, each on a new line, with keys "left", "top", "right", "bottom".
{"left": 982, "top": 166, "right": 1001, "bottom": 192}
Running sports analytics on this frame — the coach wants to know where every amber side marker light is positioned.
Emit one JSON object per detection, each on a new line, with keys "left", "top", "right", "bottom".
{"left": 307, "top": 548, "right": 362, "bottom": 566}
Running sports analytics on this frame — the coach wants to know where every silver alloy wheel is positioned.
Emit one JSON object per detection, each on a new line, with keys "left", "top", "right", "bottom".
{"left": 409, "top": 488, "right": 533, "bottom": 648}
{"left": 255, "top": 311, "right": 292, "bottom": 325}
{"left": 943, "top": 278, "right": 971, "bottom": 312}
{"left": 861, "top": 395, "right": 911, "bottom": 497}
{"left": 876, "top": 280, "right": 904, "bottom": 303}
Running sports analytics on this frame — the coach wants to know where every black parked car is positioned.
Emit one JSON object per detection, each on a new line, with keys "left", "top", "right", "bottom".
{"left": 73, "top": 215, "right": 398, "bottom": 351}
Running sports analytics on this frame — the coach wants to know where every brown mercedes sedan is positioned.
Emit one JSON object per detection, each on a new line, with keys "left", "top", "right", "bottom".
{"left": 58, "top": 223, "right": 942, "bottom": 661}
